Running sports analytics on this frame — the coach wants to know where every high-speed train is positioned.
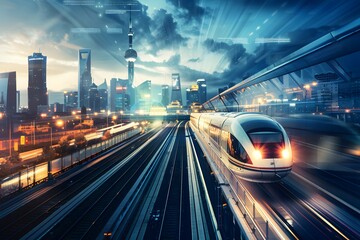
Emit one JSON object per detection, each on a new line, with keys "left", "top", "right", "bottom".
{"left": 97, "top": 122, "right": 140, "bottom": 136}
{"left": 190, "top": 112, "right": 293, "bottom": 182}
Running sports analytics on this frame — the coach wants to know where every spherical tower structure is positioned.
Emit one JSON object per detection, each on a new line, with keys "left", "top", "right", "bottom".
{"left": 124, "top": 11, "right": 137, "bottom": 109}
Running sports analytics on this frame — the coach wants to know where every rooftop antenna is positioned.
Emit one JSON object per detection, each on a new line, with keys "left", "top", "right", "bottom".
{"left": 130, "top": 5, "right": 132, "bottom": 29}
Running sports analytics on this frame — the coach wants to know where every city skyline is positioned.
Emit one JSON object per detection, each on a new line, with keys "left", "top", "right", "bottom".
{"left": 0, "top": 1, "right": 359, "bottom": 107}
{"left": 14, "top": 50, "right": 205, "bottom": 108}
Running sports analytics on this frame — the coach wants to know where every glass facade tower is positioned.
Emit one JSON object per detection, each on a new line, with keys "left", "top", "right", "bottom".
{"left": 78, "top": 49, "right": 92, "bottom": 109}
{"left": 28, "top": 53, "right": 47, "bottom": 115}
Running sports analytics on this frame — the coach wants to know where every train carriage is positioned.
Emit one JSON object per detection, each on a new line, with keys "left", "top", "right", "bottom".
{"left": 190, "top": 112, "right": 293, "bottom": 182}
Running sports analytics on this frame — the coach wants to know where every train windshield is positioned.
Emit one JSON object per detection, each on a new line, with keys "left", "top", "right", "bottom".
{"left": 241, "top": 119, "right": 282, "bottom": 132}
{"left": 249, "top": 132, "right": 283, "bottom": 144}
{"left": 248, "top": 132, "right": 284, "bottom": 158}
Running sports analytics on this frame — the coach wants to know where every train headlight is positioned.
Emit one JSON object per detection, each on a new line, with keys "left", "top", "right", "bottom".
{"left": 282, "top": 149, "right": 290, "bottom": 159}
{"left": 254, "top": 150, "right": 262, "bottom": 160}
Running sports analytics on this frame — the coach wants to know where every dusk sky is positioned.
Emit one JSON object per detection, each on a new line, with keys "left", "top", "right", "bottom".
{"left": 0, "top": 0, "right": 359, "bottom": 105}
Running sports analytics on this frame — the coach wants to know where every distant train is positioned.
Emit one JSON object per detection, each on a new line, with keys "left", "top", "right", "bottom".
{"left": 97, "top": 122, "right": 140, "bottom": 136}
{"left": 71, "top": 122, "right": 141, "bottom": 144}
{"left": 190, "top": 112, "right": 293, "bottom": 182}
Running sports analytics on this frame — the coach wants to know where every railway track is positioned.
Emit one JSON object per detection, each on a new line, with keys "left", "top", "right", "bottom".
{"left": 43, "top": 127, "right": 171, "bottom": 239}
{"left": 0, "top": 130, "right": 157, "bottom": 239}
{"left": 145, "top": 122, "right": 191, "bottom": 240}
{"left": 158, "top": 136, "right": 185, "bottom": 239}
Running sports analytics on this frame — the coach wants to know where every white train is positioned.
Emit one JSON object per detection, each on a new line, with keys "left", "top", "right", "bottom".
{"left": 190, "top": 112, "right": 293, "bottom": 182}
{"left": 97, "top": 122, "right": 140, "bottom": 136}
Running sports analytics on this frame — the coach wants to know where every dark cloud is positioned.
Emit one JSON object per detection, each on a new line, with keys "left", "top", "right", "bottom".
{"left": 227, "top": 45, "right": 247, "bottom": 68}
{"left": 219, "top": 56, "right": 260, "bottom": 85}
{"left": 205, "top": 0, "right": 334, "bottom": 9}
{"left": 202, "top": 38, "right": 292, "bottom": 87}
{"left": 4, "top": 1, "right": 186, "bottom": 71}
{"left": 166, "top": 0, "right": 205, "bottom": 21}
{"left": 251, "top": 26, "right": 337, "bottom": 67}
{"left": 167, "top": 54, "right": 181, "bottom": 66}
{"left": 203, "top": 39, "right": 230, "bottom": 52}
{"left": 130, "top": 6, "right": 188, "bottom": 55}
{"left": 41, "top": 2, "right": 188, "bottom": 66}
{"left": 202, "top": 39, "right": 256, "bottom": 85}
{"left": 149, "top": 9, "right": 187, "bottom": 53}
{"left": 3, "top": 0, "right": 360, "bottom": 102}
{"left": 287, "top": 26, "right": 337, "bottom": 46}
{"left": 214, "top": 26, "right": 342, "bottom": 88}
{"left": 203, "top": 39, "right": 248, "bottom": 68}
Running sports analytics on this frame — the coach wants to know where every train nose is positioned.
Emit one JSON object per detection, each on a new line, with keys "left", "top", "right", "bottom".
{"left": 265, "top": 161, "right": 292, "bottom": 182}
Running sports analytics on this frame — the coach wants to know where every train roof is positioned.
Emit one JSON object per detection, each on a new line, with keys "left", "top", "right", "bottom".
{"left": 223, "top": 112, "right": 262, "bottom": 118}
{"left": 198, "top": 112, "right": 264, "bottom": 118}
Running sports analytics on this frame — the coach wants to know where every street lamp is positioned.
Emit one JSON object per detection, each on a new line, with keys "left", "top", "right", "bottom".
{"left": 119, "top": 110, "right": 123, "bottom": 123}
{"left": 304, "top": 84, "right": 311, "bottom": 113}
{"left": 55, "top": 119, "right": 66, "bottom": 137}
{"left": 56, "top": 119, "right": 64, "bottom": 128}
{"left": 112, "top": 115, "right": 117, "bottom": 125}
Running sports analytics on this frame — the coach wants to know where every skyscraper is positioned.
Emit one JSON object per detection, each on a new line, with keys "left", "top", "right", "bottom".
{"left": 110, "top": 78, "right": 129, "bottom": 112}
{"left": 161, "top": 85, "right": 170, "bottom": 107}
{"left": 88, "top": 82, "right": 100, "bottom": 113}
{"left": 170, "top": 73, "right": 182, "bottom": 105}
{"left": 124, "top": 10, "right": 137, "bottom": 110}
{"left": 0, "top": 72, "right": 16, "bottom": 136}
{"left": 0, "top": 71, "right": 16, "bottom": 115}
{"left": 64, "top": 91, "right": 78, "bottom": 113}
{"left": 136, "top": 80, "right": 151, "bottom": 114}
{"left": 78, "top": 49, "right": 92, "bottom": 109}
{"left": 98, "top": 79, "right": 108, "bottom": 112}
{"left": 28, "top": 52, "right": 47, "bottom": 115}
{"left": 50, "top": 102, "right": 64, "bottom": 113}
{"left": 197, "top": 79, "right": 207, "bottom": 104}
{"left": 186, "top": 84, "right": 199, "bottom": 107}
{"left": 16, "top": 90, "right": 20, "bottom": 113}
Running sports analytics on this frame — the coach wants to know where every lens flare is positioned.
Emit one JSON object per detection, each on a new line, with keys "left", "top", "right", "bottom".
{"left": 254, "top": 150, "right": 262, "bottom": 160}
{"left": 282, "top": 149, "right": 290, "bottom": 159}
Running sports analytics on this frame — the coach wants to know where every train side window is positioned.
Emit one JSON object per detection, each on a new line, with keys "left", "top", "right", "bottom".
{"left": 227, "top": 134, "right": 249, "bottom": 163}
{"left": 203, "top": 122, "right": 209, "bottom": 133}
{"left": 209, "top": 124, "right": 220, "bottom": 144}
{"left": 220, "top": 130, "right": 228, "bottom": 150}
